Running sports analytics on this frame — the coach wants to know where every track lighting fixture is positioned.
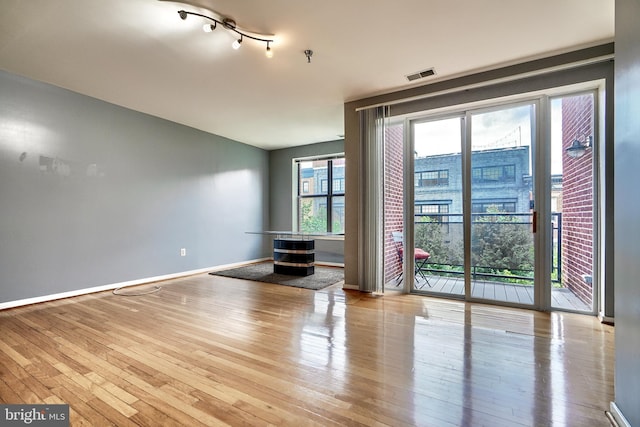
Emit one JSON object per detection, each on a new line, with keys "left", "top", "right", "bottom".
{"left": 178, "top": 9, "right": 274, "bottom": 58}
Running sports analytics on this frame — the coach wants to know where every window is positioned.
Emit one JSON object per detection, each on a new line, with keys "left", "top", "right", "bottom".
{"left": 472, "top": 200, "right": 517, "bottom": 213}
{"left": 472, "top": 165, "right": 515, "bottom": 183}
{"left": 415, "top": 202, "right": 449, "bottom": 219}
{"left": 296, "top": 156, "right": 345, "bottom": 233}
{"left": 415, "top": 169, "right": 449, "bottom": 187}
{"left": 416, "top": 202, "right": 450, "bottom": 228}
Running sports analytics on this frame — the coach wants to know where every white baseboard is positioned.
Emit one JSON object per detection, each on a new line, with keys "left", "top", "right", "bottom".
{"left": 342, "top": 283, "right": 359, "bottom": 290}
{"left": 0, "top": 258, "right": 270, "bottom": 311}
{"left": 609, "top": 402, "right": 632, "bottom": 427}
{"left": 315, "top": 261, "right": 345, "bottom": 268}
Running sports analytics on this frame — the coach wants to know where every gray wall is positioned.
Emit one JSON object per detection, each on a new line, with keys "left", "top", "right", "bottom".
{"left": 0, "top": 70, "right": 269, "bottom": 304}
{"left": 269, "top": 140, "right": 344, "bottom": 263}
{"left": 614, "top": 0, "right": 640, "bottom": 424}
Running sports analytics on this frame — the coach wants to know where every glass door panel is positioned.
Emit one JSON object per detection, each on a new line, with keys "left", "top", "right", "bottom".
{"left": 469, "top": 104, "right": 535, "bottom": 305}
{"left": 383, "top": 122, "right": 406, "bottom": 291}
{"left": 412, "top": 117, "right": 465, "bottom": 296}
{"left": 549, "top": 94, "right": 595, "bottom": 312}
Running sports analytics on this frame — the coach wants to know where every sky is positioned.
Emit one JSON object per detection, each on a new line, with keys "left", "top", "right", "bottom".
{"left": 413, "top": 102, "right": 563, "bottom": 174}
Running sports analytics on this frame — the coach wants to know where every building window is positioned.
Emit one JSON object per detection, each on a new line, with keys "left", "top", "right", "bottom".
{"left": 296, "top": 156, "right": 345, "bottom": 233}
{"left": 472, "top": 200, "right": 517, "bottom": 213}
{"left": 415, "top": 169, "right": 449, "bottom": 187}
{"left": 472, "top": 165, "right": 516, "bottom": 183}
{"left": 415, "top": 203, "right": 450, "bottom": 222}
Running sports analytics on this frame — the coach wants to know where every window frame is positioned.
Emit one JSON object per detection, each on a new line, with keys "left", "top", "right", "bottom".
{"left": 295, "top": 154, "right": 345, "bottom": 233}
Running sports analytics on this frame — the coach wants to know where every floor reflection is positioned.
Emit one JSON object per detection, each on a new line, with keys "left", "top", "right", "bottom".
{"left": 333, "top": 289, "right": 613, "bottom": 426}
{"left": 156, "top": 276, "right": 614, "bottom": 426}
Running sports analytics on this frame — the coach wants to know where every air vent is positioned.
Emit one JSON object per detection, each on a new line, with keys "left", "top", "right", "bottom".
{"left": 406, "top": 68, "right": 436, "bottom": 82}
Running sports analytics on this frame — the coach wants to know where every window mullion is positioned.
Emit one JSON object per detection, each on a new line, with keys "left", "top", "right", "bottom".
{"left": 327, "top": 159, "right": 334, "bottom": 232}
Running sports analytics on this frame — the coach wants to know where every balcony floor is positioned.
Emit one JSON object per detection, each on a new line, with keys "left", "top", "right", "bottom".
{"left": 386, "top": 274, "right": 592, "bottom": 312}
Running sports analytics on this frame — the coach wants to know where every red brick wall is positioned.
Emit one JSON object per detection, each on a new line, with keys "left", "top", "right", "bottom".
{"left": 384, "top": 124, "right": 404, "bottom": 283}
{"left": 561, "top": 94, "right": 594, "bottom": 305}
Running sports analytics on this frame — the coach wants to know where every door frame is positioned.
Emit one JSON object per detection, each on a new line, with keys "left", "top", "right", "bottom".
{"left": 399, "top": 88, "right": 602, "bottom": 314}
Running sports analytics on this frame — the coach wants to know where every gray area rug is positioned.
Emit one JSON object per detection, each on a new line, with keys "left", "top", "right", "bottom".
{"left": 209, "top": 262, "right": 344, "bottom": 290}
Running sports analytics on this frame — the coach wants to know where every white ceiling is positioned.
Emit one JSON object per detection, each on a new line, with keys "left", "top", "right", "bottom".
{"left": 0, "top": 0, "right": 614, "bottom": 150}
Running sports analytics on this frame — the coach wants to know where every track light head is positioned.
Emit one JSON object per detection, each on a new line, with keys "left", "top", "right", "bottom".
{"left": 203, "top": 23, "right": 216, "bottom": 32}
{"left": 232, "top": 36, "right": 243, "bottom": 50}
{"left": 178, "top": 10, "right": 188, "bottom": 20}
{"left": 265, "top": 43, "right": 273, "bottom": 58}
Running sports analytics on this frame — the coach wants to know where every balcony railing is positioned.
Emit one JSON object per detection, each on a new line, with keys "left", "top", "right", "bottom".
{"left": 413, "top": 212, "right": 562, "bottom": 285}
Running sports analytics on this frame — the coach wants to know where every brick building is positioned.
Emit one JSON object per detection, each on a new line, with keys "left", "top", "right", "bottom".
{"left": 561, "top": 94, "right": 594, "bottom": 305}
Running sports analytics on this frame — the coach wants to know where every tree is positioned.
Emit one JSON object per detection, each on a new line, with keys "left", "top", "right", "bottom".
{"left": 414, "top": 217, "right": 463, "bottom": 267}
{"left": 470, "top": 209, "right": 534, "bottom": 279}
{"left": 299, "top": 200, "right": 326, "bottom": 233}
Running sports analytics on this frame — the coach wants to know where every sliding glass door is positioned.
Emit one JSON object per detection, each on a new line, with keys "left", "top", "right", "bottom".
{"left": 389, "top": 92, "right": 599, "bottom": 313}
{"left": 469, "top": 103, "right": 536, "bottom": 306}
{"left": 411, "top": 117, "right": 465, "bottom": 296}
{"left": 405, "top": 103, "right": 538, "bottom": 305}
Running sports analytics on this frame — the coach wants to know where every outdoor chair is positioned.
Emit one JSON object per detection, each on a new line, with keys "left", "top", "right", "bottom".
{"left": 391, "top": 231, "right": 432, "bottom": 288}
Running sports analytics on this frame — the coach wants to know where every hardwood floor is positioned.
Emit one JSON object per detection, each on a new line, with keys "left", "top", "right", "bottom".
{"left": 0, "top": 273, "right": 614, "bottom": 426}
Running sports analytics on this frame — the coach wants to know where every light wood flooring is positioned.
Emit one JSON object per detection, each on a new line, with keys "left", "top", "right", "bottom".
{"left": 0, "top": 273, "right": 614, "bottom": 426}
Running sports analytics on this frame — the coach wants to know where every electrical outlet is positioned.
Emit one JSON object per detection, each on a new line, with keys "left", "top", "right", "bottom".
{"left": 180, "top": 248, "right": 186, "bottom": 256}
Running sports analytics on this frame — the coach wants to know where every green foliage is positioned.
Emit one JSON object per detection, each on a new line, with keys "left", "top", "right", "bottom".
{"left": 414, "top": 217, "right": 463, "bottom": 266}
{"left": 300, "top": 201, "right": 327, "bottom": 233}
{"left": 470, "top": 210, "right": 534, "bottom": 273}
{"left": 413, "top": 207, "right": 535, "bottom": 284}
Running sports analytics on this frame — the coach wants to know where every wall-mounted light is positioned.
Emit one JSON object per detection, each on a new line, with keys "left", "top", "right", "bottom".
{"left": 566, "top": 134, "right": 593, "bottom": 158}
{"left": 178, "top": 9, "right": 274, "bottom": 58}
